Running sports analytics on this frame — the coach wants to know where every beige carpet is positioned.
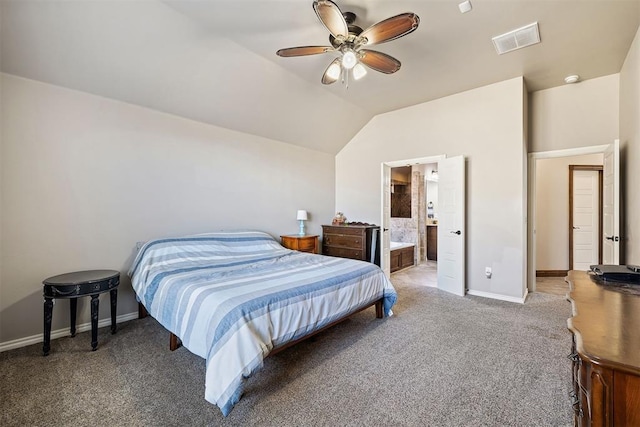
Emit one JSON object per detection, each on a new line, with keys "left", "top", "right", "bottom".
{"left": 1, "top": 277, "right": 573, "bottom": 426}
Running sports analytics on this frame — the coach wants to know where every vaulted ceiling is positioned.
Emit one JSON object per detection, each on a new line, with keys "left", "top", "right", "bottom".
{"left": 2, "top": 1, "right": 639, "bottom": 154}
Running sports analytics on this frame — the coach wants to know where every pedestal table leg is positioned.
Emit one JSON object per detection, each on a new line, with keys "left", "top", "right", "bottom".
{"left": 110, "top": 289, "right": 118, "bottom": 334}
{"left": 90, "top": 294, "right": 99, "bottom": 351}
{"left": 70, "top": 298, "right": 77, "bottom": 337}
{"left": 43, "top": 297, "right": 54, "bottom": 356}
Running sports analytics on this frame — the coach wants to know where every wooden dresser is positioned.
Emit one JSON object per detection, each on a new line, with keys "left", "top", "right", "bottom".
{"left": 321, "top": 224, "right": 379, "bottom": 263}
{"left": 566, "top": 270, "right": 640, "bottom": 426}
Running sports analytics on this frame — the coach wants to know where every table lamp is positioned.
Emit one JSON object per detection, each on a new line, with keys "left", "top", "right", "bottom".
{"left": 297, "top": 210, "right": 308, "bottom": 235}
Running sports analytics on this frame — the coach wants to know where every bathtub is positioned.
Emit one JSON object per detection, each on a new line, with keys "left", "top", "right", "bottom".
{"left": 390, "top": 242, "right": 415, "bottom": 272}
{"left": 390, "top": 241, "right": 415, "bottom": 250}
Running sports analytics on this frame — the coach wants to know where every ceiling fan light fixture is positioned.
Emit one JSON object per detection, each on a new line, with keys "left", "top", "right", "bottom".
{"left": 342, "top": 49, "right": 358, "bottom": 69}
{"left": 352, "top": 63, "right": 367, "bottom": 80}
{"left": 326, "top": 61, "right": 342, "bottom": 80}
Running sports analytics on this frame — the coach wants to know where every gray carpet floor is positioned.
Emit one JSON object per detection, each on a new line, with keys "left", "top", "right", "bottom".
{"left": 0, "top": 278, "right": 573, "bottom": 426}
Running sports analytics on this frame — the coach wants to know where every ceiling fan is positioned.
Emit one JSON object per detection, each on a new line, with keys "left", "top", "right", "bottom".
{"left": 276, "top": 0, "right": 420, "bottom": 85}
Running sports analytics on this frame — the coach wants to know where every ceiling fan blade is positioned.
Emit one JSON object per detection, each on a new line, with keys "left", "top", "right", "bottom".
{"left": 313, "top": 0, "right": 348, "bottom": 39}
{"left": 359, "top": 49, "right": 401, "bottom": 74}
{"left": 321, "top": 58, "right": 342, "bottom": 85}
{"left": 276, "top": 46, "right": 334, "bottom": 57}
{"left": 359, "top": 13, "right": 420, "bottom": 45}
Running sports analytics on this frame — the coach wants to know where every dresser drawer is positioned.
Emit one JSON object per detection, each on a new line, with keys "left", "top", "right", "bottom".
{"left": 323, "top": 226, "right": 364, "bottom": 236}
{"left": 323, "top": 234, "right": 364, "bottom": 249}
{"left": 324, "top": 246, "right": 363, "bottom": 260}
{"left": 296, "top": 237, "right": 317, "bottom": 252}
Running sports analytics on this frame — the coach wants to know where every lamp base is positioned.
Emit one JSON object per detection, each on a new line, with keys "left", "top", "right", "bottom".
{"left": 298, "top": 220, "right": 306, "bottom": 236}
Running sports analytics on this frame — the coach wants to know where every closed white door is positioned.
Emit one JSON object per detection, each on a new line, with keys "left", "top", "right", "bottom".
{"left": 602, "top": 140, "right": 620, "bottom": 264}
{"left": 437, "top": 156, "right": 465, "bottom": 296}
{"left": 381, "top": 164, "right": 392, "bottom": 277}
{"left": 572, "top": 170, "right": 599, "bottom": 271}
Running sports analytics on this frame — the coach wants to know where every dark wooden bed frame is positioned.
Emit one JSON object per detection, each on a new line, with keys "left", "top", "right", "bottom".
{"left": 138, "top": 298, "right": 384, "bottom": 353}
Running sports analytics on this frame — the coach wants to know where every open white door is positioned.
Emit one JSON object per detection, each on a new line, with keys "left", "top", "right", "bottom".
{"left": 381, "top": 164, "right": 391, "bottom": 277}
{"left": 602, "top": 139, "right": 620, "bottom": 264}
{"left": 437, "top": 156, "right": 465, "bottom": 296}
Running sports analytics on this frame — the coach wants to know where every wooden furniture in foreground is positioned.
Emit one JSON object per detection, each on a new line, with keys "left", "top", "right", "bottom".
{"left": 566, "top": 270, "right": 640, "bottom": 426}
{"left": 43, "top": 269, "right": 119, "bottom": 355}
{"left": 426, "top": 225, "right": 437, "bottom": 261}
{"left": 139, "top": 298, "right": 384, "bottom": 352}
{"left": 280, "top": 234, "right": 319, "bottom": 254}
{"left": 322, "top": 224, "right": 379, "bottom": 263}
{"left": 390, "top": 246, "right": 414, "bottom": 273}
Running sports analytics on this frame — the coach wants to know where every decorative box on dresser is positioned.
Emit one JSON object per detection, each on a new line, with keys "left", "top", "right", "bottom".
{"left": 321, "top": 224, "right": 379, "bottom": 264}
{"left": 566, "top": 270, "right": 640, "bottom": 427}
{"left": 280, "top": 235, "right": 319, "bottom": 254}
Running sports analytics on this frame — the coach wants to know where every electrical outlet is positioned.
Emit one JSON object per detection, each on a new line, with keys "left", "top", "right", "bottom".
{"left": 485, "top": 267, "right": 492, "bottom": 278}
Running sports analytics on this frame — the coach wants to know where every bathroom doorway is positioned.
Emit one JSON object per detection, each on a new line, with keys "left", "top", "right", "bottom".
{"left": 380, "top": 155, "right": 466, "bottom": 295}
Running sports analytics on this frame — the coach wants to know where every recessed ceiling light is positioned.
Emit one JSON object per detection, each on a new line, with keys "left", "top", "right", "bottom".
{"left": 459, "top": 0, "right": 472, "bottom": 13}
{"left": 564, "top": 75, "right": 580, "bottom": 84}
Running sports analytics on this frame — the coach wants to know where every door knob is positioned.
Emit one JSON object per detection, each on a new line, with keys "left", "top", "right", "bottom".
{"left": 573, "top": 226, "right": 580, "bottom": 230}
{"left": 450, "top": 230, "right": 461, "bottom": 235}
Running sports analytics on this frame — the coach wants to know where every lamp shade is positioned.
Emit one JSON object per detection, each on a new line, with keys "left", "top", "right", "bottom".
{"left": 296, "top": 210, "right": 308, "bottom": 221}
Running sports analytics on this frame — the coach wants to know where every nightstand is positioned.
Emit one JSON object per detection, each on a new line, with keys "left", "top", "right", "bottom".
{"left": 42, "top": 269, "right": 119, "bottom": 355}
{"left": 281, "top": 234, "right": 319, "bottom": 254}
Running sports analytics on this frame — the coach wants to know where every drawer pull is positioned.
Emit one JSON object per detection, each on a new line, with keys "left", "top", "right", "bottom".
{"left": 567, "top": 352, "right": 579, "bottom": 362}
{"left": 51, "top": 285, "right": 80, "bottom": 296}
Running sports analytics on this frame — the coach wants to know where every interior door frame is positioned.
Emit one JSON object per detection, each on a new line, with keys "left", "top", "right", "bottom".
{"left": 528, "top": 144, "right": 609, "bottom": 292}
{"left": 568, "top": 165, "right": 603, "bottom": 269}
{"left": 381, "top": 155, "right": 445, "bottom": 278}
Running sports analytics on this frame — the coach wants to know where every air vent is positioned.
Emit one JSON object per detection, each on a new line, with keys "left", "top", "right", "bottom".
{"left": 492, "top": 22, "right": 540, "bottom": 55}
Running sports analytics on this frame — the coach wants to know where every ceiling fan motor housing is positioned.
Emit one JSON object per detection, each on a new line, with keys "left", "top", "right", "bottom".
{"left": 329, "top": 13, "right": 363, "bottom": 48}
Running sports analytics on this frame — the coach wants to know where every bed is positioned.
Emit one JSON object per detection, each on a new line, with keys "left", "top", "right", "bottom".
{"left": 128, "top": 230, "right": 397, "bottom": 416}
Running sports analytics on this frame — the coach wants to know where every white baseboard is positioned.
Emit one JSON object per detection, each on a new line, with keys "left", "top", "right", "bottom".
{"left": 0, "top": 311, "right": 139, "bottom": 353}
{"left": 467, "top": 289, "right": 527, "bottom": 304}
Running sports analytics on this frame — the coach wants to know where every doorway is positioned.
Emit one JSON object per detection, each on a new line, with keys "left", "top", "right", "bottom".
{"left": 528, "top": 141, "right": 619, "bottom": 293}
{"left": 388, "top": 163, "right": 438, "bottom": 279}
{"left": 569, "top": 165, "right": 603, "bottom": 271}
{"left": 381, "top": 155, "right": 466, "bottom": 296}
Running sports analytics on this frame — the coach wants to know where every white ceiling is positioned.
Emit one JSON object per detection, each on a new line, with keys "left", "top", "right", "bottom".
{"left": 2, "top": 0, "right": 639, "bottom": 154}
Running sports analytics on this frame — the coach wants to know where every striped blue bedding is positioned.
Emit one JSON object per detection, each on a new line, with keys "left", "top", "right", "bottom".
{"left": 128, "top": 231, "right": 396, "bottom": 416}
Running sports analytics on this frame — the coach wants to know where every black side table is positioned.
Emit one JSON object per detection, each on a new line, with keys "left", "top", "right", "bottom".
{"left": 43, "top": 269, "right": 120, "bottom": 356}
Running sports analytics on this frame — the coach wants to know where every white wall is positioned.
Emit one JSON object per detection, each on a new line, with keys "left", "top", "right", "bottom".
{"left": 620, "top": 26, "right": 640, "bottom": 265}
{"left": 529, "top": 74, "right": 619, "bottom": 153}
{"left": 336, "top": 77, "right": 526, "bottom": 300}
{"left": 0, "top": 74, "right": 336, "bottom": 345}
{"left": 535, "top": 154, "right": 604, "bottom": 271}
